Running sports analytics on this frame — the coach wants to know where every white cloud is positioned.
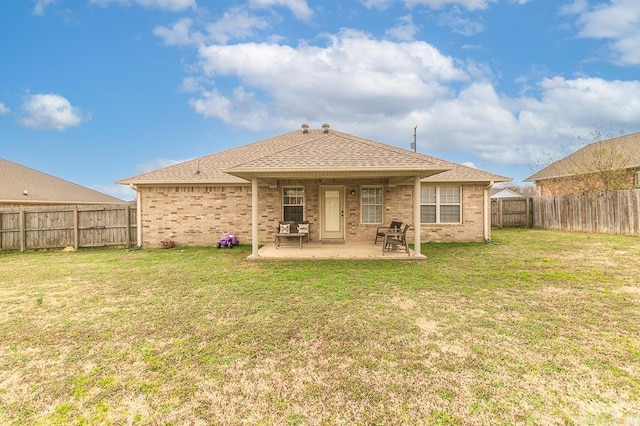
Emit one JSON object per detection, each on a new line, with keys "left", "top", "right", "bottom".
{"left": 0, "top": 102, "right": 9, "bottom": 115}
{"left": 386, "top": 15, "right": 419, "bottom": 41}
{"left": 405, "top": 0, "right": 497, "bottom": 11}
{"left": 438, "top": 9, "right": 485, "bottom": 35}
{"left": 526, "top": 76, "right": 640, "bottom": 127}
{"left": 248, "top": 0, "right": 313, "bottom": 21}
{"left": 165, "top": 13, "right": 640, "bottom": 172}
{"left": 179, "top": 76, "right": 205, "bottom": 93}
{"left": 568, "top": 0, "right": 640, "bottom": 65}
{"left": 154, "top": 18, "right": 201, "bottom": 46}
{"left": 189, "top": 90, "right": 233, "bottom": 122}
{"left": 421, "top": 76, "right": 640, "bottom": 165}
{"left": 361, "top": 0, "right": 495, "bottom": 10}
{"left": 33, "top": 0, "right": 56, "bottom": 16}
{"left": 20, "top": 93, "right": 90, "bottom": 131}
{"left": 206, "top": 8, "right": 270, "bottom": 44}
{"left": 154, "top": 10, "right": 271, "bottom": 46}
{"left": 90, "top": 0, "right": 196, "bottom": 12}
{"left": 423, "top": 82, "right": 523, "bottom": 162}
{"left": 361, "top": 0, "right": 395, "bottom": 10}
{"left": 559, "top": 0, "right": 587, "bottom": 15}
{"left": 191, "top": 29, "right": 468, "bottom": 129}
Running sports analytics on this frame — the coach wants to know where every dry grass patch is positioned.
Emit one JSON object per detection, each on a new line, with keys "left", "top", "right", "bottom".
{"left": 0, "top": 229, "right": 639, "bottom": 425}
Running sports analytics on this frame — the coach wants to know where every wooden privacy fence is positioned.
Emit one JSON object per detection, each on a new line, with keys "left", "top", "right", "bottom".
{"left": 532, "top": 190, "right": 640, "bottom": 236}
{"left": 0, "top": 205, "right": 137, "bottom": 251}
{"left": 491, "top": 198, "right": 533, "bottom": 228}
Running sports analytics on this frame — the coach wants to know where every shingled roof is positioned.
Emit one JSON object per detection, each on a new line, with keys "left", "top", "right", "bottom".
{"left": 1, "top": 158, "right": 124, "bottom": 205}
{"left": 526, "top": 132, "right": 640, "bottom": 182}
{"left": 117, "top": 126, "right": 509, "bottom": 185}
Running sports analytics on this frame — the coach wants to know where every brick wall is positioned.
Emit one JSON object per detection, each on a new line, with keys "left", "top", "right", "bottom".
{"left": 139, "top": 185, "right": 255, "bottom": 248}
{"left": 137, "top": 181, "right": 488, "bottom": 247}
{"left": 535, "top": 169, "right": 639, "bottom": 196}
{"left": 421, "top": 184, "right": 486, "bottom": 242}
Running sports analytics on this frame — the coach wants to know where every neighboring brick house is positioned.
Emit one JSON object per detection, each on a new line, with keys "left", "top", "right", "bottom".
{"left": 117, "top": 124, "right": 509, "bottom": 257}
{"left": 0, "top": 158, "right": 124, "bottom": 208}
{"left": 526, "top": 132, "right": 640, "bottom": 196}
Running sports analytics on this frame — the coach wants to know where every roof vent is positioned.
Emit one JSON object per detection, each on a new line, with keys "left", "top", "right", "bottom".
{"left": 322, "top": 123, "right": 330, "bottom": 134}
{"left": 301, "top": 123, "right": 309, "bottom": 134}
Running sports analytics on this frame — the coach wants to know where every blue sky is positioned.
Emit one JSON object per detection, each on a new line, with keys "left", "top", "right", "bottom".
{"left": 2, "top": 0, "right": 640, "bottom": 201}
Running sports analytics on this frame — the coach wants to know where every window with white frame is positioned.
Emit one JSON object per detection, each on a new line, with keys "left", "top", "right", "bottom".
{"left": 361, "top": 186, "right": 383, "bottom": 224}
{"left": 420, "top": 185, "right": 462, "bottom": 223}
{"left": 283, "top": 187, "right": 304, "bottom": 222}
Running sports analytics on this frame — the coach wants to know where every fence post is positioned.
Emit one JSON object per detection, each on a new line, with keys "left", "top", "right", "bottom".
{"left": 73, "top": 208, "right": 79, "bottom": 250}
{"left": 125, "top": 205, "right": 131, "bottom": 249}
{"left": 20, "top": 209, "right": 26, "bottom": 252}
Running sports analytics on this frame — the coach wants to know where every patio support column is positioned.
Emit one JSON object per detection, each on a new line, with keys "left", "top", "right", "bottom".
{"left": 413, "top": 176, "right": 423, "bottom": 257}
{"left": 251, "top": 177, "right": 259, "bottom": 258}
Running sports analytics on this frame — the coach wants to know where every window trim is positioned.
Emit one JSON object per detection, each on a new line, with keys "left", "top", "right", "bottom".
{"left": 420, "top": 185, "right": 462, "bottom": 224}
{"left": 282, "top": 186, "right": 305, "bottom": 222}
{"left": 360, "top": 185, "right": 384, "bottom": 225}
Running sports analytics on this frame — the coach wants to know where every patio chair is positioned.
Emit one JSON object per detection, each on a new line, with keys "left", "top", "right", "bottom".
{"left": 382, "top": 224, "right": 410, "bottom": 255}
{"left": 374, "top": 220, "right": 402, "bottom": 244}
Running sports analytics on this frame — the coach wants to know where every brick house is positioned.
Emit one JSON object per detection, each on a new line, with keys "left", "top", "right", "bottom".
{"left": 117, "top": 124, "right": 509, "bottom": 257}
{"left": 526, "top": 132, "right": 640, "bottom": 196}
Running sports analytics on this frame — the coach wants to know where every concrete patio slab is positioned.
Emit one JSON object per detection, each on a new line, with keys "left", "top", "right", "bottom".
{"left": 248, "top": 241, "right": 426, "bottom": 260}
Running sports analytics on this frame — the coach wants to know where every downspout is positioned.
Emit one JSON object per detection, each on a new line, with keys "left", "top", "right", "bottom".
{"left": 484, "top": 181, "right": 494, "bottom": 242}
{"left": 130, "top": 184, "right": 142, "bottom": 248}
{"left": 251, "top": 177, "right": 259, "bottom": 258}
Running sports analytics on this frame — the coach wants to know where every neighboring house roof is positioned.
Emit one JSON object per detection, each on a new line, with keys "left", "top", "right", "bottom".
{"left": 0, "top": 158, "right": 124, "bottom": 205}
{"left": 490, "top": 188, "right": 523, "bottom": 198}
{"left": 525, "top": 132, "right": 640, "bottom": 182}
{"left": 118, "top": 126, "right": 510, "bottom": 185}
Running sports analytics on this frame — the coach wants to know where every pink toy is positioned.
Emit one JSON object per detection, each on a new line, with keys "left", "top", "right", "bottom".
{"left": 217, "top": 231, "right": 239, "bottom": 248}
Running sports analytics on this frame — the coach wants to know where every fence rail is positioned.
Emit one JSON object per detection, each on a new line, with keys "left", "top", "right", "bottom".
{"left": 532, "top": 190, "right": 640, "bottom": 236}
{"left": 0, "top": 205, "right": 137, "bottom": 251}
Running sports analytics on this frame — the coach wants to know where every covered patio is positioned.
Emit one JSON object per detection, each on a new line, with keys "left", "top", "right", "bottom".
{"left": 250, "top": 240, "right": 424, "bottom": 260}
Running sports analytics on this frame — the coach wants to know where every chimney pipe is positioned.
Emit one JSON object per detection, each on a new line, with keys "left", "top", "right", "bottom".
{"left": 301, "top": 123, "right": 309, "bottom": 134}
{"left": 322, "top": 123, "right": 330, "bottom": 133}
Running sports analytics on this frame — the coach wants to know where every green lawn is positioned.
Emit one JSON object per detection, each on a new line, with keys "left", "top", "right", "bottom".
{"left": 1, "top": 229, "right": 639, "bottom": 425}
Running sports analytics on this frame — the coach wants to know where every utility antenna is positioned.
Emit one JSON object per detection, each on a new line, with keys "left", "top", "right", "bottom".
{"left": 195, "top": 160, "right": 201, "bottom": 175}
{"left": 410, "top": 126, "right": 417, "bottom": 152}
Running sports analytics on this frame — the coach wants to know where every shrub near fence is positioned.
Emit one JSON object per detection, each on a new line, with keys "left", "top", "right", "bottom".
{"left": 0, "top": 205, "right": 137, "bottom": 251}
{"left": 532, "top": 189, "right": 640, "bottom": 236}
